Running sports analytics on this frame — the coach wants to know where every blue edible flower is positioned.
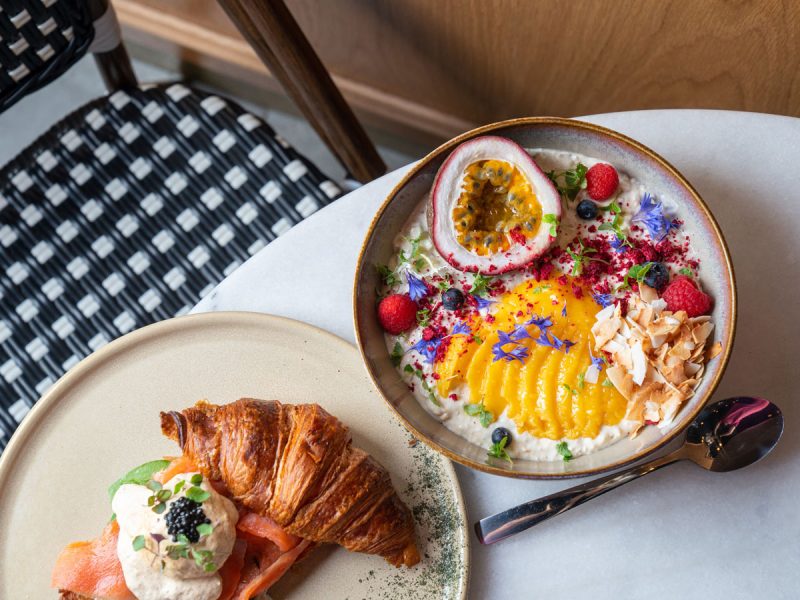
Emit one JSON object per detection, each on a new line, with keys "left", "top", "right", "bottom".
{"left": 472, "top": 295, "right": 495, "bottom": 311}
{"left": 535, "top": 331, "right": 555, "bottom": 348}
{"left": 509, "top": 324, "right": 531, "bottom": 343}
{"left": 609, "top": 236, "right": 627, "bottom": 253}
{"left": 497, "top": 330, "right": 514, "bottom": 346}
{"left": 406, "top": 272, "right": 427, "bottom": 301}
{"left": 492, "top": 342, "right": 529, "bottom": 363}
{"left": 526, "top": 314, "right": 553, "bottom": 330}
{"left": 589, "top": 350, "right": 605, "bottom": 370}
{"left": 631, "top": 192, "right": 679, "bottom": 242}
{"left": 411, "top": 337, "right": 441, "bottom": 364}
{"left": 450, "top": 320, "right": 471, "bottom": 337}
{"left": 561, "top": 301, "right": 568, "bottom": 317}
{"left": 592, "top": 293, "right": 613, "bottom": 308}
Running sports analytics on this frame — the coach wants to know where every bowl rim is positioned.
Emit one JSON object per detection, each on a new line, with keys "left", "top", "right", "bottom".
{"left": 353, "top": 116, "right": 737, "bottom": 479}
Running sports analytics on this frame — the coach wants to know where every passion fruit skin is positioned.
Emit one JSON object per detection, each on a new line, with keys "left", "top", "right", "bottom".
{"left": 428, "top": 136, "right": 561, "bottom": 275}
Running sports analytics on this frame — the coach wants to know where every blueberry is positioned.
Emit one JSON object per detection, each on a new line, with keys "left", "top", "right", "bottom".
{"left": 643, "top": 262, "right": 669, "bottom": 290}
{"left": 491, "top": 427, "right": 511, "bottom": 446}
{"left": 442, "top": 288, "right": 465, "bottom": 310}
{"left": 576, "top": 199, "right": 599, "bottom": 220}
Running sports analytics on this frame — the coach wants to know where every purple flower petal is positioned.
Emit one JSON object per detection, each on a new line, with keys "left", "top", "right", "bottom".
{"left": 562, "top": 339, "right": 576, "bottom": 353}
{"left": 406, "top": 272, "right": 427, "bottom": 301}
{"left": 561, "top": 301, "right": 567, "bottom": 317}
{"left": 609, "top": 236, "right": 627, "bottom": 253}
{"left": 497, "top": 330, "right": 514, "bottom": 346}
{"left": 507, "top": 345, "right": 529, "bottom": 362}
{"left": 592, "top": 293, "right": 613, "bottom": 308}
{"left": 411, "top": 337, "right": 441, "bottom": 364}
{"left": 535, "top": 331, "right": 554, "bottom": 348}
{"left": 472, "top": 295, "right": 494, "bottom": 311}
{"left": 631, "top": 192, "right": 679, "bottom": 242}
{"left": 450, "top": 320, "right": 471, "bottom": 336}
{"left": 491, "top": 342, "right": 509, "bottom": 362}
{"left": 509, "top": 324, "right": 531, "bottom": 342}
{"left": 589, "top": 350, "right": 605, "bottom": 370}
{"left": 526, "top": 314, "right": 553, "bottom": 330}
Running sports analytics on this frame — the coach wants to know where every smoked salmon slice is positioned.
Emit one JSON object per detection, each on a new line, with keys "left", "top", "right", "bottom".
{"left": 236, "top": 511, "right": 301, "bottom": 552}
{"left": 232, "top": 539, "right": 312, "bottom": 600}
{"left": 218, "top": 539, "right": 247, "bottom": 600}
{"left": 153, "top": 454, "right": 198, "bottom": 484}
{"left": 51, "top": 520, "right": 135, "bottom": 599}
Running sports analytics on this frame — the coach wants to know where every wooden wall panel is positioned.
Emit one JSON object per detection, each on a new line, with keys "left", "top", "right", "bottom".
{"left": 116, "top": 0, "right": 800, "bottom": 142}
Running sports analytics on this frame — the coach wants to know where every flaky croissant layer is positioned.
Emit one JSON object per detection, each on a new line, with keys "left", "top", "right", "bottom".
{"left": 161, "top": 398, "right": 420, "bottom": 567}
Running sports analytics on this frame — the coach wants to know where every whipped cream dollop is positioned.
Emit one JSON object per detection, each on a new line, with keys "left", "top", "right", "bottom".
{"left": 112, "top": 472, "right": 238, "bottom": 600}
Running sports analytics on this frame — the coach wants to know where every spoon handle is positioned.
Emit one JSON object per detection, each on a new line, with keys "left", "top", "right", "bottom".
{"left": 475, "top": 452, "right": 682, "bottom": 545}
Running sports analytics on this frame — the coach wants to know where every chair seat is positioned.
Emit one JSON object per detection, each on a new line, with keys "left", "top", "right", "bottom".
{"left": 0, "top": 83, "right": 341, "bottom": 448}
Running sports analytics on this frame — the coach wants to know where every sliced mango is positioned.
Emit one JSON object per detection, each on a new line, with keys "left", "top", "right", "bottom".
{"left": 436, "top": 275, "right": 627, "bottom": 440}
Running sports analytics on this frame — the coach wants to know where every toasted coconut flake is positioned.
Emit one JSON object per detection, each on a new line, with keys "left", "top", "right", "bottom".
{"left": 685, "top": 361, "right": 702, "bottom": 376}
{"left": 651, "top": 298, "right": 667, "bottom": 314}
{"left": 607, "top": 365, "right": 634, "bottom": 400}
{"left": 592, "top": 316, "right": 621, "bottom": 349}
{"left": 631, "top": 341, "right": 647, "bottom": 385}
{"left": 691, "top": 322, "right": 714, "bottom": 344}
{"left": 707, "top": 341, "right": 723, "bottom": 360}
{"left": 595, "top": 304, "right": 615, "bottom": 322}
{"left": 639, "top": 284, "right": 658, "bottom": 303}
{"left": 585, "top": 364, "right": 600, "bottom": 384}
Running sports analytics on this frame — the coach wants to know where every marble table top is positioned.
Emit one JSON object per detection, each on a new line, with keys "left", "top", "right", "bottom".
{"left": 195, "top": 110, "right": 800, "bottom": 599}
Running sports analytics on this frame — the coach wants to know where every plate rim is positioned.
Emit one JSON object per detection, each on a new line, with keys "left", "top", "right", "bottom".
{"left": 0, "top": 311, "right": 470, "bottom": 599}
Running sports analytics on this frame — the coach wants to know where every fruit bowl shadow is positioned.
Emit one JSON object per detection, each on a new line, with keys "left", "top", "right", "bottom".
{"left": 353, "top": 117, "right": 736, "bottom": 479}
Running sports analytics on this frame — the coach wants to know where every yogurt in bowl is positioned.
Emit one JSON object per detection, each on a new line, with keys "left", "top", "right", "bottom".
{"left": 354, "top": 118, "right": 735, "bottom": 478}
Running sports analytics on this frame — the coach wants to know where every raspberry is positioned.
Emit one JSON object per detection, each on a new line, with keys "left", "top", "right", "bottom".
{"left": 586, "top": 163, "right": 619, "bottom": 200}
{"left": 661, "top": 276, "right": 713, "bottom": 317}
{"left": 377, "top": 294, "right": 417, "bottom": 334}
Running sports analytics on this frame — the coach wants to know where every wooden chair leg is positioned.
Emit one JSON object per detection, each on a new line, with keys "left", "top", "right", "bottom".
{"left": 94, "top": 45, "right": 138, "bottom": 91}
{"left": 88, "top": 0, "right": 138, "bottom": 91}
{"left": 217, "top": 0, "right": 387, "bottom": 183}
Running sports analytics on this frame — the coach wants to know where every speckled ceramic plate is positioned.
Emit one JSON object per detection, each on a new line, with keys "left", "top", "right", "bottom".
{"left": 0, "top": 312, "right": 469, "bottom": 600}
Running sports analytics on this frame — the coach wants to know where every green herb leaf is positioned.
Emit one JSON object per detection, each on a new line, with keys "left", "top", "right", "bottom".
{"left": 542, "top": 213, "right": 559, "bottom": 237}
{"left": 173, "top": 480, "right": 185, "bottom": 495}
{"left": 416, "top": 308, "right": 431, "bottom": 327}
{"left": 156, "top": 489, "right": 172, "bottom": 503}
{"left": 463, "top": 402, "right": 494, "bottom": 428}
{"left": 679, "top": 267, "right": 693, "bottom": 277}
{"left": 185, "top": 487, "right": 210, "bottom": 503}
{"left": 577, "top": 373, "right": 585, "bottom": 389}
{"left": 469, "top": 274, "right": 492, "bottom": 297}
{"left": 555, "top": 441, "right": 573, "bottom": 462}
{"left": 531, "top": 285, "right": 551, "bottom": 294}
{"left": 196, "top": 523, "right": 213, "bottom": 537}
{"left": 108, "top": 459, "right": 171, "bottom": 502}
{"left": 487, "top": 435, "right": 512, "bottom": 464}
{"left": 153, "top": 502, "right": 167, "bottom": 514}
{"left": 547, "top": 163, "right": 588, "bottom": 201}
{"left": 403, "top": 364, "right": 414, "bottom": 374}
{"left": 561, "top": 383, "right": 578, "bottom": 396}
{"left": 390, "top": 342, "right": 404, "bottom": 367}
{"left": 177, "top": 533, "right": 190, "bottom": 545}
{"left": 190, "top": 473, "right": 203, "bottom": 485}
{"left": 203, "top": 562, "right": 217, "bottom": 573}
{"left": 376, "top": 264, "right": 398, "bottom": 287}
{"left": 132, "top": 534, "right": 146, "bottom": 551}
{"left": 602, "top": 377, "right": 614, "bottom": 388}
{"left": 145, "top": 479, "right": 163, "bottom": 492}
{"left": 619, "top": 262, "right": 655, "bottom": 291}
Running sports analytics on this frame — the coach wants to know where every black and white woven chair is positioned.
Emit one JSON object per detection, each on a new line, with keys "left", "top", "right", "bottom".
{"left": 0, "top": 0, "right": 377, "bottom": 448}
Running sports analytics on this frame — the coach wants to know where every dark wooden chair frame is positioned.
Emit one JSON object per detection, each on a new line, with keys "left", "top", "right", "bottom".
{"left": 90, "top": 0, "right": 385, "bottom": 183}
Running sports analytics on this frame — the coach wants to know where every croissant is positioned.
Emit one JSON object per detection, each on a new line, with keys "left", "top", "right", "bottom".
{"left": 160, "top": 398, "right": 420, "bottom": 568}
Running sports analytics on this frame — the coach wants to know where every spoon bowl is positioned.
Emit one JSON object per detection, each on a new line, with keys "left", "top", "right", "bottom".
{"left": 684, "top": 396, "right": 783, "bottom": 472}
{"left": 475, "top": 396, "right": 783, "bottom": 545}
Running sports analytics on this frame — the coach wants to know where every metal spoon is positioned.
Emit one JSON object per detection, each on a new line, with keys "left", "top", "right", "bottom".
{"left": 475, "top": 397, "right": 783, "bottom": 545}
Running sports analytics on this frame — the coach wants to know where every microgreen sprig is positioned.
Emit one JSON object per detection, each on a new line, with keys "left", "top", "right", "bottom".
{"left": 469, "top": 273, "right": 493, "bottom": 297}
{"left": 464, "top": 401, "right": 494, "bottom": 428}
{"left": 545, "top": 163, "right": 588, "bottom": 201}
{"left": 597, "top": 200, "right": 632, "bottom": 248}
{"left": 390, "top": 342, "right": 403, "bottom": 367}
{"left": 565, "top": 238, "right": 602, "bottom": 277}
{"left": 555, "top": 441, "right": 573, "bottom": 462}
{"left": 488, "top": 435, "right": 512, "bottom": 464}
{"left": 618, "top": 262, "right": 656, "bottom": 291}
{"left": 404, "top": 364, "right": 441, "bottom": 407}
{"left": 542, "top": 213, "right": 559, "bottom": 237}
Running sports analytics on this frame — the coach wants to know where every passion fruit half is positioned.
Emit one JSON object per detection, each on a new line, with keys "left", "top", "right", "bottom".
{"left": 429, "top": 136, "right": 561, "bottom": 274}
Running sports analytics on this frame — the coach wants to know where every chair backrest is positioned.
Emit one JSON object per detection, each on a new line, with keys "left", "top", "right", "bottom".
{"left": 0, "top": 0, "right": 94, "bottom": 113}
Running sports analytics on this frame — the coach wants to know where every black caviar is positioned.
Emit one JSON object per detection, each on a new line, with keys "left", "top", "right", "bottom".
{"left": 165, "top": 496, "right": 210, "bottom": 543}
